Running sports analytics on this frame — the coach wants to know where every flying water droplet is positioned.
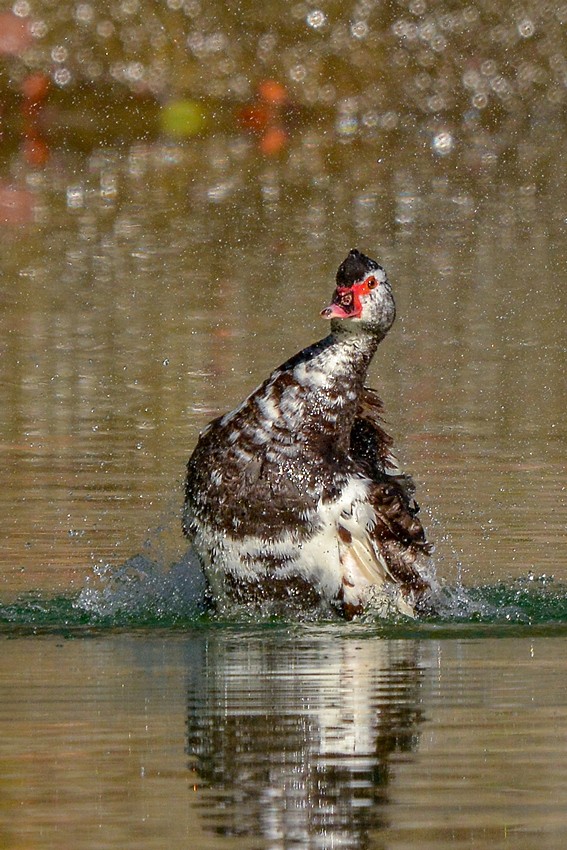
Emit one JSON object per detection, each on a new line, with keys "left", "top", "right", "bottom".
{"left": 432, "top": 131, "right": 454, "bottom": 155}
{"left": 518, "top": 19, "right": 535, "bottom": 38}
{"left": 306, "top": 9, "right": 326, "bottom": 30}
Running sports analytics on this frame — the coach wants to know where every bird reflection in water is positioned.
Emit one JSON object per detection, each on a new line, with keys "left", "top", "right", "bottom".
{"left": 185, "top": 634, "right": 424, "bottom": 848}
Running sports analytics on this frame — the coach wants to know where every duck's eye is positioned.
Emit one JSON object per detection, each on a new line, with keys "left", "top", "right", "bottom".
{"left": 366, "top": 277, "right": 378, "bottom": 289}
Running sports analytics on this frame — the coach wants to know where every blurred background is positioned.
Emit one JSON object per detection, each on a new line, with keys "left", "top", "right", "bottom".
{"left": 1, "top": 0, "right": 566, "bottom": 156}
{"left": 0, "top": 0, "right": 565, "bottom": 598}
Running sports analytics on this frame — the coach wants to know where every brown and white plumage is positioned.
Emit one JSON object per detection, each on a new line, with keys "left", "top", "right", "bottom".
{"left": 183, "top": 249, "right": 433, "bottom": 618}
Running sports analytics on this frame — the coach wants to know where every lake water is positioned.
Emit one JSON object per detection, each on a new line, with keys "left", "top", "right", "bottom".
{"left": 2, "top": 629, "right": 567, "bottom": 850}
{"left": 1, "top": 120, "right": 566, "bottom": 848}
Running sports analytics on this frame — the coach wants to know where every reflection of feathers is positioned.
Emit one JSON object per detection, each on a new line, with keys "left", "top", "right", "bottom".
{"left": 186, "top": 635, "right": 425, "bottom": 845}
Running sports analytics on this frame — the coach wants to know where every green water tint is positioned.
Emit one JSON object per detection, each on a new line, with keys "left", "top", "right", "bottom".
{"left": 1, "top": 557, "right": 566, "bottom": 637}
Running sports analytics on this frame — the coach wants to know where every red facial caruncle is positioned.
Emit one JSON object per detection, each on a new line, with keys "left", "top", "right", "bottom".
{"left": 320, "top": 275, "right": 380, "bottom": 320}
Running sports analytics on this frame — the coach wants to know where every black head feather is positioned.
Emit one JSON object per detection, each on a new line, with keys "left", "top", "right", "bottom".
{"left": 336, "top": 249, "right": 382, "bottom": 287}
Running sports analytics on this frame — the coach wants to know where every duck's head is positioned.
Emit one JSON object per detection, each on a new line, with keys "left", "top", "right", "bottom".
{"left": 321, "top": 249, "right": 395, "bottom": 339}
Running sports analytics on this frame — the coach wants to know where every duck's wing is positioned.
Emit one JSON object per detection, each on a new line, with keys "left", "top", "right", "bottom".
{"left": 350, "top": 386, "right": 419, "bottom": 511}
{"left": 336, "top": 490, "right": 431, "bottom": 618}
{"left": 338, "top": 481, "right": 431, "bottom": 578}
{"left": 343, "top": 387, "right": 433, "bottom": 605}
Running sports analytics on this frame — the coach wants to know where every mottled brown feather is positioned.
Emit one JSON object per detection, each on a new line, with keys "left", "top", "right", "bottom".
{"left": 350, "top": 387, "right": 432, "bottom": 591}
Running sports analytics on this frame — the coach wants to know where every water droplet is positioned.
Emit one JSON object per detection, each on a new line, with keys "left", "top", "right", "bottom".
{"left": 66, "top": 186, "right": 84, "bottom": 209}
{"left": 30, "top": 20, "right": 48, "bottom": 38}
{"left": 207, "top": 182, "right": 232, "bottom": 203}
{"left": 257, "top": 33, "right": 277, "bottom": 57}
{"left": 125, "top": 62, "right": 144, "bottom": 82}
{"left": 51, "top": 45, "right": 68, "bottom": 63}
{"left": 306, "top": 9, "right": 326, "bottom": 30}
{"left": 75, "top": 3, "right": 94, "bottom": 24}
{"left": 183, "top": 0, "right": 201, "bottom": 16}
{"left": 12, "top": 0, "right": 30, "bottom": 18}
{"left": 427, "top": 94, "right": 446, "bottom": 112}
{"left": 100, "top": 172, "right": 117, "bottom": 200}
{"left": 97, "top": 20, "right": 114, "bottom": 38}
{"left": 336, "top": 113, "right": 358, "bottom": 136}
{"left": 518, "top": 19, "right": 535, "bottom": 38}
{"left": 409, "top": 0, "right": 427, "bottom": 14}
{"left": 430, "top": 34, "right": 447, "bottom": 52}
{"left": 380, "top": 111, "right": 399, "bottom": 130}
{"left": 472, "top": 92, "right": 488, "bottom": 109}
{"left": 289, "top": 64, "right": 307, "bottom": 82}
{"left": 120, "top": 0, "right": 139, "bottom": 15}
{"left": 480, "top": 60, "right": 497, "bottom": 77}
{"left": 361, "top": 110, "right": 379, "bottom": 128}
{"left": 432, "top": 131, "right": 454, "bottom": 155}
{"left": 351, "top": 21, "right": 369, "bottom": 40}
{"left": 54, "top": 68, "right": 72, "bottom": 87}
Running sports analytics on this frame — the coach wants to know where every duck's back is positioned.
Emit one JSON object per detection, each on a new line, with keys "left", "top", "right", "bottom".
{"left": 184, "top": 336, "right": 351, "bottom": 547}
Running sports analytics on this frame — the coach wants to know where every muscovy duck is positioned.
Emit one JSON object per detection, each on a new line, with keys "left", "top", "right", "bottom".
{"left": 183, "top": 249, "right": 433, "bottom": 618}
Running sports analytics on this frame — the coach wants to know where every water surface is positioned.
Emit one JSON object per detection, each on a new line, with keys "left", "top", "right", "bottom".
{"left": 1, "top": 140, "right": 565, "bottom": 596}
{"left": 2, "top": 629, "right": 567, "bottom": 850}
{"left": 1, "top": 50, "right": 566, "bottom": 849}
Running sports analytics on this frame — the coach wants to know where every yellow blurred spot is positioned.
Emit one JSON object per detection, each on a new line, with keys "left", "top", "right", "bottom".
{"left": 160, "top": 100, "right": 207, "bottom": 138}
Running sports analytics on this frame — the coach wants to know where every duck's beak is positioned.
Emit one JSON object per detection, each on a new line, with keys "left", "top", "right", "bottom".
{"left": 320, "top": 286, "right": 361, "bottom": 319}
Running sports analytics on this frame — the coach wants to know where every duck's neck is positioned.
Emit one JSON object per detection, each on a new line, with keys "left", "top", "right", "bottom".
{"left": 287, "top": 327, "right": 381, "bottom": 454}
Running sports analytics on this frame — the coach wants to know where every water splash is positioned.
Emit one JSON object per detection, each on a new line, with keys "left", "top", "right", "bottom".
{"left": 0, "top": 551, "right": 208, "bottom": 633}
{"left": 76, "top": 549, "right": 208, "bottom": 623}
{"left": 1, "top": 563, "right": 566, "bottom": 636}
{"left": 423, "top": 574, "right": 563, "bottom": 623}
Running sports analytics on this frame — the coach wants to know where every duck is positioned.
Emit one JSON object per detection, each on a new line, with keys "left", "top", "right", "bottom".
{"left": 183, "top": 249, "right": 434, "bottom": 619}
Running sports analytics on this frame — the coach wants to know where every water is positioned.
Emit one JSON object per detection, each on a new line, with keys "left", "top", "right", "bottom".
{"left": 2, "top": 629, "right": 567, "bottom": 850}
{"left": 1, "top": 138, "right": 566, "bottom": 846}
{"left": 1, "top": 139, "right": 565, "bottom": 597}
{"left": 1, "top": 9, "right": 567, "bottom": 841}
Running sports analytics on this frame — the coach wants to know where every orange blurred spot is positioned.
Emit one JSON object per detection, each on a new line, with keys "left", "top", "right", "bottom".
{"left": 21, "top": 73, "right": 50, "bottom": 104}
{"left": 0, "top": 185, "right": 35, "bottom": 226}
{"left": 237, "top": 103, "right": 271, "bottom": 133}
{"left": 237, "top": 79, "right": 291, "bottom": 154}
{"left": 257, "top": 79, "right": 288, "bottom": 106}
{"left": 237, "top": 80, "right": 289, "bottom": 132}
{"left": 23, "top": 137, "right": 50, "bottom": 167}
{"left": 0, "top": 12, "right": 32, "bottom": 56}
{"left": 259, "top": 126, "right": 288, "bottom": 156}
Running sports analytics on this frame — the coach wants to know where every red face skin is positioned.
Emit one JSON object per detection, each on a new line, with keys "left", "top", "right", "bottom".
{"left": 320, "top": 275, "right": 379, "bottom": 320}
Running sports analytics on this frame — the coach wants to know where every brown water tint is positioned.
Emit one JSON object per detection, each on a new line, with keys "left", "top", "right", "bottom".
{"left": 2, "top": 0, "right": 566, "bottom": 144}
{"left": 1, "top": 630, "right": 567, "bottom": 850}
{"left": 0, "top": 99, "right": 566, "bottom": 850}
{"left": 0, "top": 136, "right": 566, "bottom": 597}
{"left": 1, "top": 4, "right": 566, "bottom": 848}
